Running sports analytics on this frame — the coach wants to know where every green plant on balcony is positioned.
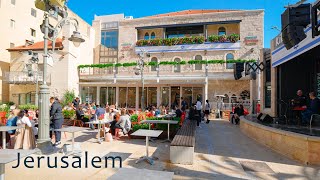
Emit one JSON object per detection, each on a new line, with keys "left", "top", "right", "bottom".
{"left": 148, "top": 61, "right": 158, "bottom": 66}
{"left": 228, "top": 33, "right": 240, "bottom": 43}
{"left": 115, "top": 63, "right": 123, "bottom": 67}
{"left": 149, "top": 39, "right": 162, "bottom": 46}
{"left": 136, "top": 39, "right": 149, "bottom": 46}
{"left": 219, "top": 35, "right": 228, "bottom": 42}
{"left": 208, "top": 35, "right": 220, "bottom": 43}
{"left": 123, "top": 62, "right": 137, "bottom": 67}
{"left": 207, "top": 60, "right": 225, "bottom": 64}
{"left": 188, "top": 60, "right": 207, "bottom": 64}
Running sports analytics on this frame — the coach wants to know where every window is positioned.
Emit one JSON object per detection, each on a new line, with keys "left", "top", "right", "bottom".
{"left": 174, "top": 58, "right": 181, "bottom": 73}
{"left": 31, "top": 8, "right": 37, "bottom": 17}
{"left": 150, "top": 32, "right": 156, "bottom": 39}
{"left": 226, "top": 53, "right": 234, "bottom": 69}
{"left": 10, "top": 19, "right": 15, "bottom": 29}
{"left": 150, "top": 57, "right": 158, "bottom": 71}
{"left": 218, "top": 27, "right": 226, "bottom": 36}
{"left": 144, "top": 32, "right": 149, "bottom": 40}
{"left": 100, "top": 30, "right": 118, "bottom": 64}
{"left": 30, "top": 28, "right": 36, "bottom": 37}
{"left": 195, "top": 55, "right": 203, "bottom": 70}
{"left": 11, "top": 0, "right": 15, "bottom": 5}
{"left": 166, "top": 25, "right": 204, "bottom": 38}
{"left": 10, "top": 43, "right": 15, "bottom": 48}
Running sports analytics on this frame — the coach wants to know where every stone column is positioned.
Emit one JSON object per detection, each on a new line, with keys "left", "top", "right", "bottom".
{"left": 96, "top": 86, "right": 100, "bottom": 105}
{"left": 157, "top": 86, "right": 161, "bottom": 107}
{"left": 250, "top": 79, "right": 258, "bottom": 114}
{"left": 136, "top": 86, "right": 139, "bottom": 112}
{"left": 179, "top": 86, "right": 183, "bottom": 109}
{"left": 116, "top": 86, "right": 119, "bottom": 108}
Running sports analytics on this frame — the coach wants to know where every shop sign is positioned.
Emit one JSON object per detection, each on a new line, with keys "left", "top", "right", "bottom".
{"left": 317, "top": 73, "right": 320, "bottom": 99}
{"left": 121, "top": 43, "right": 133, "bottom": 51}
{"left": 244, "top": 36, "right": 258, "bottom": 46}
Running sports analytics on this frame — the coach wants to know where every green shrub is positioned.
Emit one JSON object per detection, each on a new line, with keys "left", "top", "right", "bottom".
{"left": 208, "top": 35, "right": 219, "bottom": 42}
{"left": 18, "top": 104, "right": 38, "bottom": 110}
{"left": 130, "top": 114, "right": 138, "bottom": 122}
{"left": 132, "top": 124, "right": 149, "bottom": 132}
{"left": 62, "top": 110, "right": 75, "bottom": 119}
{"left": 228, "top": 33, "right": 240, "bottom": 43}
{"left": 62, "top": 90, "right": 75, "bottom": 107}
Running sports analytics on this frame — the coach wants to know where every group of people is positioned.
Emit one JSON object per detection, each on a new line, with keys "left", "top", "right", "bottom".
{"left": 291, "top": 90, "right": 320, "bottom": 125}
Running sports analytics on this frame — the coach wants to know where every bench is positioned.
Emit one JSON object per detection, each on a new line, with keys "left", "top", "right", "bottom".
{"left": 170, "top": 120, "right": 196, "bottom": 165}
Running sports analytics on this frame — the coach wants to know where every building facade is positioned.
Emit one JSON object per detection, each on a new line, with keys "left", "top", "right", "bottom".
{"left": 5, "top": 9, "right": 95, "bottom": 105}
{"left": 80, "top": 10, "right": 264, "bottom": 110}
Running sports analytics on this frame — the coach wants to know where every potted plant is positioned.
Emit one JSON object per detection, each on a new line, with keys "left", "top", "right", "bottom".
{"left": 0, "top": 104, "right": 9, "bottom": 121}
{"left": 219, "top": 35, "right": 228, "bottom": 43}
{"left": 228, "top": 33, "right": 240, "bottom": 43}
{"left": 62, "top": 109, "right": 75, "bottom": 120}
{"left": 208, "top": 35, "right": 219, "bottom": 43}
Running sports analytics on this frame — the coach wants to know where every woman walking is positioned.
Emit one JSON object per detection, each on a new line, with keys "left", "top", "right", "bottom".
{"left": 205, "top": 100, "right": 211, "bottom": 124}
{"left": 50, "top": 97, "right": 64, "bottom": 146}
{"left": 14, "top": 110, "right": 36, "bottom": 149}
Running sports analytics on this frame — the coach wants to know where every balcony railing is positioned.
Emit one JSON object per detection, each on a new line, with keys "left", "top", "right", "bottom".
{"left": 4, "top": 71, "right": 50, "bottom": 84}
{"left": 79, "top": 64, "right": 229, "bottom": 78}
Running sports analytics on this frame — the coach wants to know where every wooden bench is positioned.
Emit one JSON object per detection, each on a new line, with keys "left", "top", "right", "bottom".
{"left": 170, "top": 119, "right": 196, "bottom": 165}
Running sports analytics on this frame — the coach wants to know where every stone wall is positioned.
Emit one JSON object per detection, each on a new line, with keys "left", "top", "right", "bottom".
{"left": 240, "top": 117, "right": 320, "bottom": 165}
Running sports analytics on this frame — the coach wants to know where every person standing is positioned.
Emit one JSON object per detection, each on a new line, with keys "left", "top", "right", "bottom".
{"left": 196, "top": 99, "right": 202, "bottom": 127}
{"left": 50, "top": 97, "right": 64, "bottom": 146}
{"left": 181, "top": 97, "right": 187, "bottom": 112}
{"left": 14, "top": 110, "right": 36, "bottom": 150}
{"left": 72, "top": 97, "right": 80, "bottom": 110}
{"left": 205, "top": 100, "right": 211, "bottom": 124}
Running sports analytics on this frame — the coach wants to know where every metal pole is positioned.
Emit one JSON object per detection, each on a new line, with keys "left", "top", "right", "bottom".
{"left": 141, "top": 58, "right": 145, "bottom": 111}
{"left": 35, "top": 65, "right": 39, "bottom": 107}
{"left": 37, "top": 12, "right": 53, "bottom": 154}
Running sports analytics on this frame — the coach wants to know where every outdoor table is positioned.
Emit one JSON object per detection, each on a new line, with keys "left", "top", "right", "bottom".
{"left": 86, "top": 120, "right": 112, "bottom": 144}
{"left": 55, "top": 126, "right": 87, "bottom": 156}
{"left": 140, "top": 120, "right": 178, "bottom": 142}
{"left": 292, "top": 106, "right": 307, "bottom": 125}
{"left": 0, "top": 149, "right": 39, "bottom": 180}
{"left": 0, "top": 126, "right": 24, "bottom": 149}
{"left": 108, "top": 168, "right": 174, "bottom": 180}
{"left": 131, "top": 129, "right": 162, "bottom": 165}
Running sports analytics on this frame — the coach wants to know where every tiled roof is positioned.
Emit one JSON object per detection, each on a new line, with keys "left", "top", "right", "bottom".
{"left": 147, "top": 10, "right": 240, "bottom": 18}
{"left": 7, "top": 38, "right": 64, "bottom": 52}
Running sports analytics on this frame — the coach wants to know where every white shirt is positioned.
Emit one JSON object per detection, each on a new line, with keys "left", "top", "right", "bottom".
{"left": 17, "top": 116, "right": 32, "bottom": 127}
{"left": 196, "top": 101, "right": 202, "bottom": 110}
{"left": 205, "top": 103, "right": 211, "bottom": 110}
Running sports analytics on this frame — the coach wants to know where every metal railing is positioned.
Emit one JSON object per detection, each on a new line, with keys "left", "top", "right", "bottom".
{"left": 79, "top": 64, "right": 228, "bottom": 77}
{"left": 4, "top": 71, "right": 50, "bottom": 84}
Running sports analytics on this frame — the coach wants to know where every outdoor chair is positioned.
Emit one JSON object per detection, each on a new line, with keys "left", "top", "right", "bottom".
{"left": 310, "top": 114, "right": 320, "bottom": 128}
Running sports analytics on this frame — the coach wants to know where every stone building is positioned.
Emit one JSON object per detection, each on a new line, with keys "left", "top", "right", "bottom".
{"left": 80, "top": 10, "right": 264, "bottom": 110}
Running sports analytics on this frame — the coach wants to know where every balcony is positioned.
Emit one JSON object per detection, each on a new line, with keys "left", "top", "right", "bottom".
{"left": 135, "top": 35, "right": 240, "bottom": 53}
{"left": 79, "top": 63, "right": 234, "bottom": 82}
{"left": 4, "top": 71, "right": 51, "bottom": 85}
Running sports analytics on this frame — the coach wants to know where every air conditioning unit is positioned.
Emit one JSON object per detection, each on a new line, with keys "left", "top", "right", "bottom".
{"left": 124, "top": 16, "right": 133, "bottom": 20}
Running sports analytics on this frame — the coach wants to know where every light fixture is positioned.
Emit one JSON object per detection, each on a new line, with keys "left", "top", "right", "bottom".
{"left": 68, "top": 31, "right": 85, "bottom": 47}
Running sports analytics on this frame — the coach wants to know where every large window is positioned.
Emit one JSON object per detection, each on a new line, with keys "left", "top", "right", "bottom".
{"left": 174, "top": 58, "right": 181, "bottom": 73}
{"left": 195, "top": 55, "right": 203, "bottom": 70}
{"left": 80, "top": 87, "right": 97, "bottom": 104}
{"left": 166, "top": 25, "right": 204, "bottom": 38}
{"left": 100, "top": 30, "right": 118, "bottom": 64}
{"left": 144, "top": 32, "right": 149, "bottom": 40}
{"left": 151, "top": 32, "right": 156, "bottom": 39}
{"left": 226, "top": 53, "right": 234, "bottom": 69}
{"left": 161, "top": 87, "right": 170, "bottom": 106}
{"left": 218, "top": 27, "right": 226, "bottom": 36}
{"left": 100, "top": 87, "right": 116, "bottom": 106}
{"left": 118, "top": 87, "right": 137, "bottom": 108}
{"left": 150, "top": 57, "right": 158, "bottom": 71}
{"left": 139, "top": 87, "right": 157, "bottom": 108}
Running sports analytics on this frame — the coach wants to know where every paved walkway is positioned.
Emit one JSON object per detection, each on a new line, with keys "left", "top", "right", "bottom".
{"left": 4, "top": 119, "right": 320, "bottom": 179}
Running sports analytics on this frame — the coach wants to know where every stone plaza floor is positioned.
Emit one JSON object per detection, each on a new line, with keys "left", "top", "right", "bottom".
{"left": 4, "top": 119, "right": 320, "bottom": 180}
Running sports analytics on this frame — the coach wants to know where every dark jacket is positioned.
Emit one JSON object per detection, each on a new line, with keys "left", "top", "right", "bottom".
{"left": 50, "top": 100, "right": 64, "bottom": 120}
{"left": 310, "top": 98, "right": 320, "bottom": 114}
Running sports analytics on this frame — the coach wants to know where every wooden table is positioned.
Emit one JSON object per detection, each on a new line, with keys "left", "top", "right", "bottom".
{"left": 0, "top": 149, "right": 39, "bottom": 180}
{"left": 108, "top": 168, "right": 174, "bottom": 180}
{"left": 86, "top": 120, "right": 112, "bottom": 144}
{"left": 140, "top": 120, "right": 178, "bottom": 142}
{"left": 0, "top": 126, "right": 24, "bottom": 149}
{"left": 55, "top": 126, "right": 87, "bottom": 156}
{"left": 131, "top": 129, "right": 162, "bottom": 165}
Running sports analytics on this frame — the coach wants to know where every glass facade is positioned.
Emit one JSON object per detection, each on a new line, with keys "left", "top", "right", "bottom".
{"left": 218, "top": 27, "right": 226, "bottom": 35}
{"left": 80, "top": 87, "right": 97, "bottom": 104}
{"left": 100, "top": 30, "right": 118, "bottom": 64}
{"left": 100, "top": 87, "right": 116, "bottom": 106}
{"left": 161, "top": 87, "right": 170, "bottom": 106}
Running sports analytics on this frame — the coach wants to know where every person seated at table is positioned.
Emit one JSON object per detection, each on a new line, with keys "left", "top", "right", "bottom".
{"left": 76, "top": 105, "right": 85, "bottom": 120}
{"left": 291, "top": 90, "right": 307, "bottom": 108}
{"left": 14, "top": 110, "right": 36, "bottom": 150}
{"left": 110, "top": 111, "right": 121, "bottom": 135}
{"left": 114, "top": 109, "right": 131, "bottom": 139}
{"left": 233, "top": 104, "right": 244, "bottom": 125}
{"left": 95, "top": 104, "right": 106, "bottom": 120}
{"left": 6, "top": 109, "right": 18, "bottom": 134}
{"left": 302, "top": 92, "right": 320, "bottom": 125}
{"left": 188, "top": 104, "right": 196, "bottom": 120}
{"left": 175, "top": 106, "right": 182, "bottom": 118}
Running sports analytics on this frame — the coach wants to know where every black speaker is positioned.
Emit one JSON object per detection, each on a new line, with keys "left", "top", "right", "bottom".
{"left": 281, "top": 3, "right": 311, "bottom": 29}
{"left": 234, "top": 63, "right": 244, "bottom": 80}
{"left": 257, "top": 113, "right": 264, "bottom": 120}
{"left": 260, "top": 114, "right": 273, "bottom": 123}
{"left": 282, "top": 25, "right": 307, "bottom": 50}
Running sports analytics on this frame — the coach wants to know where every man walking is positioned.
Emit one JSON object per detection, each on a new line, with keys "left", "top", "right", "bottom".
{"left": 50, "top": 97, "right": 64, "bottom": 146}
{"left": 196, "top": 99, "right": 202, "bottom": 127}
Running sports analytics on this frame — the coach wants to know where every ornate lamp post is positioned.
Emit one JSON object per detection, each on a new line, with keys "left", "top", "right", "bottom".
{"left": 35, "top": 0, "right": 85, "bottom": 153}
{"left": 135, "top": 51, "right": 149, "bottom": 111}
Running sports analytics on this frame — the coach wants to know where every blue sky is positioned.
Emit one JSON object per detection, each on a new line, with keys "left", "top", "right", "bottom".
{"left": 67, "top": 0, "right": 313, "bottom": 48}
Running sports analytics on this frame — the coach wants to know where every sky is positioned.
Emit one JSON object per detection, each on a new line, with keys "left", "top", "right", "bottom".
{"left": 67, "top": 0, "right": 314, "bottom": 48}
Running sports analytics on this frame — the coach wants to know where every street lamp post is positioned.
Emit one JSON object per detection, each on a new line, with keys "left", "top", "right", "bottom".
{"left": 36, "top": 1, "right": 85, "bottom": 154}
{"left": 135, "top": 52, "right": 147, "bottom": 111}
